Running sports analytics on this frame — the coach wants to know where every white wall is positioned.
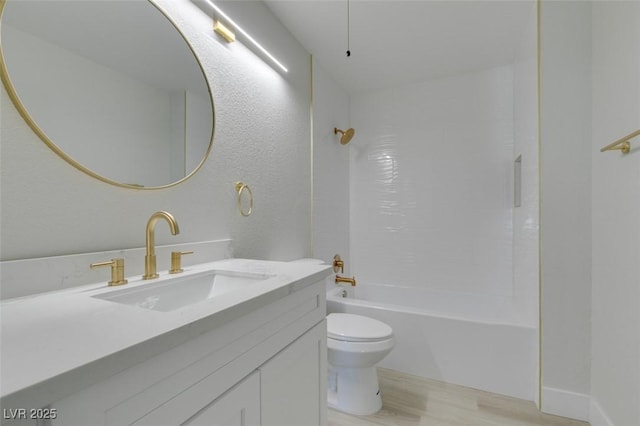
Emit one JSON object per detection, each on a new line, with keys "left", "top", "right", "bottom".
{"left": 0, "top": 0, "right": 312, "bottom": 295}
{"left": 311, "top": 60, "right": 350, "bottom": 268}
{"left": 539, "top": 1, "right": 593, "bottom": 420}
{"left": 512, "top": 3, "right": 539, "bottom": 404}
{"left": 513, "top": 2, "right": 539, "bottom": 333}
{"left": 349, "top": 66, "right": 515, "bottom": 300}
{"left": 590, "top": 2, "right": 640, "bottom": 425}
{"left": 535, "top": 3, "right": 640, "bottom": 423}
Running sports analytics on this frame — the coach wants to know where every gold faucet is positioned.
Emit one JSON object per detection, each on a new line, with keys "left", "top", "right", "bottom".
{"left": 143, "top": 211, "right": 180, "bottom": 280}
{"left": 335, "top": 275, "right": 356, "bottom": 286}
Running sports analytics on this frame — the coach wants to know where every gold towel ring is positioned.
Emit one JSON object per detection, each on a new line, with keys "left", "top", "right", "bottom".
{"left": 235, "top": 182, "right": 253, "bottom": 217}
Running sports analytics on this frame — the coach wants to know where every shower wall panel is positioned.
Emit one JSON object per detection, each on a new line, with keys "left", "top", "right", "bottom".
{"left": 350, "top": 66, "right": 515, "bottom": 298}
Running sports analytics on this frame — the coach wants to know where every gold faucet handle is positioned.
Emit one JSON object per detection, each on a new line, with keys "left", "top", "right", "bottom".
{"left": 90, "top": 258, "right": 128, "bottom": 286}
{"left": 333, "top": 254, "right": 344, "bottom": 273}
{"left": 169, "top": 251, "right": 194, "bottom": 274}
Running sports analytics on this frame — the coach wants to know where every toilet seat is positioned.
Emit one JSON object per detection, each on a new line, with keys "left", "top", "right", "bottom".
{"left": 327, "top": 313, "right": 393, "bottom": 342}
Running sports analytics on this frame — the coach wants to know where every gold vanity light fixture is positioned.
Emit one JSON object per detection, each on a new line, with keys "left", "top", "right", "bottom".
{"left": 334, "top": 127, "right": 355, "bottom": 145}
{"left": 214, "top": 20, "right": 235, "bottom": 43}
{"left": 202, "top": 0, "right": 288, "bottom": 73}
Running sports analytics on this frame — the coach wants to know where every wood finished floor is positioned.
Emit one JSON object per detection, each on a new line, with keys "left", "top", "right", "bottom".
{"left": 328, "top": 368, "right": 590, "bottom": 426}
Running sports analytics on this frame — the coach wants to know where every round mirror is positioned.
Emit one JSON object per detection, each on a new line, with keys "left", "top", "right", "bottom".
{"left": 0, "top": 0, "right": 214, "bottom": 189}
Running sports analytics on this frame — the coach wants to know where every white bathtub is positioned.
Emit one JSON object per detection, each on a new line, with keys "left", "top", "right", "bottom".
{"left": 327, "top": 284, "right": 537, "bottom": 400}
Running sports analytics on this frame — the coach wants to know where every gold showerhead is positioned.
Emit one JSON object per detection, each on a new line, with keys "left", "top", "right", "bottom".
{"left": 334, "top": 127, "right": 355, "bottom": 145}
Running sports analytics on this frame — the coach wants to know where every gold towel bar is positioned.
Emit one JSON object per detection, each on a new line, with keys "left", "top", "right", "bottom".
{"left": 600, "top": 129, "right": 640, "bottom": 154}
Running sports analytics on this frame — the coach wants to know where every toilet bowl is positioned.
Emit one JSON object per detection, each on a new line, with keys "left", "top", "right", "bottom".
{"left": 288, "top": 259, "right": 395, "bottom": 415}
{"left": 327, "top": 313, "right": 395, "bottom": 415}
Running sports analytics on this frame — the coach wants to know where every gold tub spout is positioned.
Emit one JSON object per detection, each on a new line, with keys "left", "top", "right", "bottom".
{"left": 143, "top": 211, "right": 180, "bottom": 279}
{"left": 335, "top": 275, "right": 356, "bottom": 286}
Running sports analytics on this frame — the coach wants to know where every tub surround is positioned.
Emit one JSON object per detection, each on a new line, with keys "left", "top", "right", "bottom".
{"left": 0, "top": 258, "right": 332, "bottom": 414}
{"left": 350, "top": 65, "right": 516, "bottom": 302}
{"left": 327, "top": 285, "right": 537, "bottom": 401}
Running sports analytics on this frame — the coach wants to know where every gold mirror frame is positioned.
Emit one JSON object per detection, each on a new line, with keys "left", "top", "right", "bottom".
{"left": 0, "top": 0, "right": 215, "bottom": 190}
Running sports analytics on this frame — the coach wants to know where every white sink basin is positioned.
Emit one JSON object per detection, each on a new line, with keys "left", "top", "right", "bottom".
{"left": 92, "top": 270, "right": 271, "bottom": 312}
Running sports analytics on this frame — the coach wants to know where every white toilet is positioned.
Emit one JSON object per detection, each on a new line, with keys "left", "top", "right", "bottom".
{"left": 327, "top": 313, "right": 395, "bottom": 415}
{"left": 290, "top": 258, "right": 395, "bottom": 415}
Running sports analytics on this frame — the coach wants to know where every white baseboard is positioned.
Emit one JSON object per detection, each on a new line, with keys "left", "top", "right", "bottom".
{"left": 589, "top": 398, "right": 614, "bottom": 426}
{"left": 541, "top": 386, "right": 590, "bottom": 422}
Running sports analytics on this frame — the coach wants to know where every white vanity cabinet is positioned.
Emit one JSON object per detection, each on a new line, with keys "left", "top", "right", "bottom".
{"left": 48, "top": 279, "right": 327, "bottom": 426}
{"left": 259, "top": 320, "right": 327, "bottom": 426}
{"left": 179, "top": 371, "right": 260, "bottom": 426}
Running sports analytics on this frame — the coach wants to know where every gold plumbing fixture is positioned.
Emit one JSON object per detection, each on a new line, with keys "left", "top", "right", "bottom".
{"left": 600, "top": 128, "right": 639, "bottom": 154}
{"left": 333, "top": 254, "right": 344, "bottom": 273}
{"left": 335, "top": 275, "right": 357, "bottom": 286}
{"left": 90, "top": 258, "right": 128, "bottom": 286}
{"left": 143, "top": 211, "right": 180, "bottom": 280}
{"left": 333, "top": 254, "right": 354, "bottom": 285}
{"left": 169, "top": 251, "right": 194, "bottom": 274}
{"left": 334, "top": 127, "right": 355, "bottom": 145}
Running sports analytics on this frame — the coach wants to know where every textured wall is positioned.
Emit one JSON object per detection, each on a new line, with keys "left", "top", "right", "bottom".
{"left": 349, "top": 66, "right": 515, "bottom": 298}
{"left": 0, "top": 1, "right": 311, "bottom": 274}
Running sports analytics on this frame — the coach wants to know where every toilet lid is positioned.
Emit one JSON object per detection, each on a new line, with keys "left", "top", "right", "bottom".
{"left": 327, "top": 313, "right": 393, "bottom": 342}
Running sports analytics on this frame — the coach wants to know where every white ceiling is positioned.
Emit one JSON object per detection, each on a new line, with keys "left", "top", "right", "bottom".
{"left": 265, "top": 0, "right": 535, "bottom": 94}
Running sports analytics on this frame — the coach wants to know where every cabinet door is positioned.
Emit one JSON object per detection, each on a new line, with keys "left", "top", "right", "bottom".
{"left": 259, "top": 320, "right": 327, "bottom": 426}
{"left": 135, "top": 371, "right": 260, "bottom": 426}
{"left": 183, "top": 372, "right": 260, "bottom": 426}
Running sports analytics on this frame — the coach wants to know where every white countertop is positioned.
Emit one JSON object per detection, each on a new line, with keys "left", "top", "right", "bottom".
{"left": 0, "top": 259, "right": 331, "bottom": 410}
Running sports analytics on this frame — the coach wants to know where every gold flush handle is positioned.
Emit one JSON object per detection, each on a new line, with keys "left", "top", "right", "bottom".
{"left": 333, "top": 254, "right": 344, "bottom": 273}
{"left": 169, "top": 251, "right": 194, "bottom": 274}
{"left": 90, "top": 258, "right": 128, "bottom": 286}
